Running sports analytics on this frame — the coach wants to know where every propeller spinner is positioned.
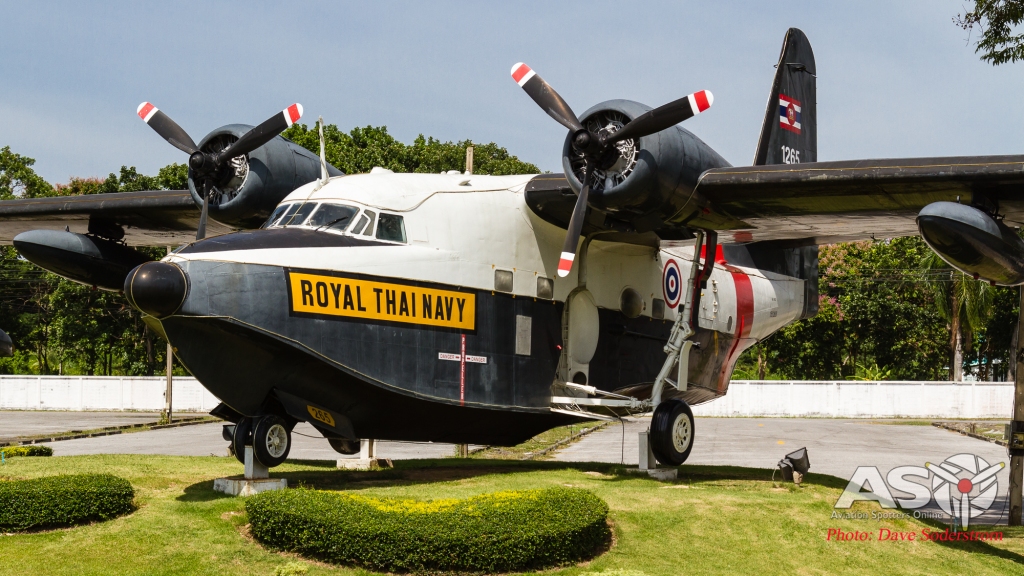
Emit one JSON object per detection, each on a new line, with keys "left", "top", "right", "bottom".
{"left": 510, "top": 63, "right": 713, "bottom": 276}
{"left": 136, "top": 102, "right": 303, "bottom": 240}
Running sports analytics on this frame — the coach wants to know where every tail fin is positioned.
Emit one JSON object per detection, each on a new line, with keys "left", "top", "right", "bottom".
{"left": 753, "top": 28, "right": 816, "bottom": 166}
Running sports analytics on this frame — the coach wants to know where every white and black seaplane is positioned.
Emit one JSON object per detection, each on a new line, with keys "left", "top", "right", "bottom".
{"left": 5, "top": 28, "right": 1024, "bottom": 468}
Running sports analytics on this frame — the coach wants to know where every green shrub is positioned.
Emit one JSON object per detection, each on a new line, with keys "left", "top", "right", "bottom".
{"left": 247, "top": 487, "right": 610, "bottom": 573}
{"left": 0, "top": 474, "right": 134, "bottom": 531}
{"left": 0, "top": 445, "right": 53, "bottom": 457}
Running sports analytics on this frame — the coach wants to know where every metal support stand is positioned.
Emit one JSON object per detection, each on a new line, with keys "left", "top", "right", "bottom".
{"left": 651, "top": 231, "right": 705, "bottom": 407}
{"left": 213, "top": 444, "right": 286, "bottom": 496}
{"left": 1010, "top": 287, "right": 1024, "bottom": 526}
{"left": 244, "top": 446, "right": 268, "bottom": 480}
{"left": 638, "top": 430, "right": 656, "bottom": 471}
{"left": 360, "top": 438, "right": 376, "bottom": 459}
{"left": 164, "top": 246, "right": 173, "bottom": 424}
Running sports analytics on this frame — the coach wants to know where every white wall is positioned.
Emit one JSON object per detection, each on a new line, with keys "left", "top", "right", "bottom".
{"left": 0, "top": 377, "right": 1014, "bottom": 418}
{"left": 691, "top": 380, "right": 1014, "bottom": 419}
{"left": 0, "top": 376, "right": 219, "bottom": 412}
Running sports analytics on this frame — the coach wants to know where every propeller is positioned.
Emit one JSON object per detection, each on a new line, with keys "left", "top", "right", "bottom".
{"left": 136, "top": 102, "right": 303, "bottom": 240}
{"left": 510, "top": 62, "right": 713, "bottom": 276}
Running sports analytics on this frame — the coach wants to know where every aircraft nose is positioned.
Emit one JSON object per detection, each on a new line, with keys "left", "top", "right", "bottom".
{"left": 124, "top": 261, "right": 188, "bottom": 318}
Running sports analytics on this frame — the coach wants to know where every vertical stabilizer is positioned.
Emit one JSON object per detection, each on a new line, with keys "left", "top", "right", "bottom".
{"left": 753, "top": 28, "right": 816, "bottom": 166}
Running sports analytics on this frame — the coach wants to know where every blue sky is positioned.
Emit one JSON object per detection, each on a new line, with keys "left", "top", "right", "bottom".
{"left": 1, "top": 1, "right": 1021, "bottom": 184}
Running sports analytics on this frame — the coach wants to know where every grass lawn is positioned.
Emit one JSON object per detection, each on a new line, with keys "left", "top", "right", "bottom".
{"left": 1, "top": 455, "right": 1024, "bottom": 575}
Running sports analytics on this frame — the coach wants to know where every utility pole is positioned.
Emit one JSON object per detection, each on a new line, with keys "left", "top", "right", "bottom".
{"left": 1011, "top": 286, "right": 1024, "bottom": 526}
{"left": 465, "top": 146, "right": 474, "bottom": 175}
{"left": 165, "top": 246, "right": 174, "bottom": 424}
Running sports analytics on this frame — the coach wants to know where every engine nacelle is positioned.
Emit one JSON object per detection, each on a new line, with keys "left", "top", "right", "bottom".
{"left": 13, "top": 229, "right": 154, "bottom": 291}
{"left": 917, "top": 201, "right": 1024, "bottom": 285}
{"left": 188, "top": 125, "right": 342, "bottom": 229}
{"left": 561, "top": 99, "right": 731, "bottom": 233}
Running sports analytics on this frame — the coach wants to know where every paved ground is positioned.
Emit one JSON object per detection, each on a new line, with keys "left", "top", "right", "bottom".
{"left": 555, "top": 417, "right": 1015, "bottom": 525}
{"left": 44, "top": 421, "right": 470, "bottom": 460}
{"left": 0, "top": 410, "right": 160, "bottom": 440}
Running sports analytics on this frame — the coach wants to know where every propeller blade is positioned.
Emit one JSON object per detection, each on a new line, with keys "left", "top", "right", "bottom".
{"left": 557, "top": 171, "right": 590, "bottom": 277}
{"left": 972, "top": 462, "right": 1005, "bottom": 485}
{"left": 511, "top": 63, "right": 583, "bottom": 133}
{"left": 216, "top": 103, "right": 303, "bottom": 162}
{"left": 196, "top": 181, "right": 210, "bottom": 241}
{"left": 925, "top": 462, "right": 962, "bottom": 485}
{"left": 137, "top": 102, "right": 198, "bottom": 154}
{"left": 959, "top": 491, "right": 971, "bottom": 529}
{"left": 607, "top": 90, "right": 713, "bottom": 144}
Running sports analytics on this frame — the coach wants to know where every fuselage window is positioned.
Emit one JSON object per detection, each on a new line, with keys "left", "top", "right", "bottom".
{"left": 362, "top": 210, "right": 377, "bottom": 236}
{"left": 263, "top": 204, "right": 290, "bottom": 228}
{"left": 308, "top": 203, "right": 358, "bottom": 232}
{"left": 376, "top": 213, "right": 406, "bottom": 243}
{"left": 281, "top": 202, "right": 317, "bottom": 226}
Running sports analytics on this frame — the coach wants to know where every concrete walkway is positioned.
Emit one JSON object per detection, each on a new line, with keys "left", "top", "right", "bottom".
{"left": 554, "top": 417, "right": 1015, "bottom": 525}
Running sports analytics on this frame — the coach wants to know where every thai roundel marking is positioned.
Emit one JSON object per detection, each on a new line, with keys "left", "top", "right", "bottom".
{"left": 663, "top": 259, "right": 682, "bottom": 309}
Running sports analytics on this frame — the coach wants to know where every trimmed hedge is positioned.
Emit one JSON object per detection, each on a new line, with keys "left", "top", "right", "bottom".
{"left": 0, "top": 445, "right": 53, "bottom": 457}
{"left": 247, "top": 487, "right": 610, "bottom": 573}
{"left": 0, "top": 474, "right": 134, "bottom": 531}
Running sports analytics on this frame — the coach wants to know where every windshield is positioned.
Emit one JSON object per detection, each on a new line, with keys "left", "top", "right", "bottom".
{"left": 308, "top": 204, "right": 358, "bottom": 232}
{"left": 280, "top": 202, "right": 317, "bottom": 226}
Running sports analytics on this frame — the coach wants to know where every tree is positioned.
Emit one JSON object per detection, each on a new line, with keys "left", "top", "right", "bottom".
{"left": 281, "top": 124, "right": 540, "bottom": 175}
{"left": 923, "top": 253, "right": 994, "bottom": 380}
{"left": 956, "top": 1, "right": 1024, "bottom": 64}
{"left": 0, "top": 146, "right": 53, "bottom": 199}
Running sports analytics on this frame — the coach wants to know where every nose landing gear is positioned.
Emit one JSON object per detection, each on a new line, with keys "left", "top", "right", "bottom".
{"left": 231, "top": 415, "right": 292, "bottom": 467}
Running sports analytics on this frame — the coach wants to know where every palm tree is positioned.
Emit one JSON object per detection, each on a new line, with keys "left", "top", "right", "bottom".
{"left": 923, "top": 253, "right": 994, "bottom": 381}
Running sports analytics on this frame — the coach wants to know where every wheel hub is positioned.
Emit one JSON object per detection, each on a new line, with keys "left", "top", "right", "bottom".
{"left": 671, "top": 413, "right": 692, "bottom": 453}
{"left": 265, "top": 423, "right": 289, "bottom": 458}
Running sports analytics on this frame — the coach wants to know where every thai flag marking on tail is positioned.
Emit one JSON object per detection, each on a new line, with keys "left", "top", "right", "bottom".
{"left": 284, "top": 103, "right": 303, "bottom": 127}
{"left": 557, "top": 251, "right": 575, "bottom": 277}
{"left": 779, "top": 94, "right": 801, "bottom": 134}
{"left": 136, "top": 102, "right": 158, "bottom": 123}
{"left": 511, "top": 62, "right": 536, "bottom": 87}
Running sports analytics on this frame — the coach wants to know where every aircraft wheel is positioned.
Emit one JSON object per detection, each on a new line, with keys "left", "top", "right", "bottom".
{"left": 650, "top": 399, "right": 695, "bottom": 466}
{"left": 253, "top": 415, "right": 291, "bottom": 467}
{"left": 328, "top": 437, "right": 361, "bottom": 455}
{"left": 231, "top": 418, "right": 252, "bottom": 465}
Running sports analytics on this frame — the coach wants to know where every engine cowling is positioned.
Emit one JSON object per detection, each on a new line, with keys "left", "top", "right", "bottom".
{"left": 917, "top": 201, "right": 1024, "bottom": 285}
{"left": 187, "top": 125, "right": 343, "bottom": 229}
{"left": 560, "top": 99, "right": 731, "bottom": 233}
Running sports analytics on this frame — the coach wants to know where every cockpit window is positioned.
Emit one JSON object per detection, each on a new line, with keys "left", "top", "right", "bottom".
{"left": 281, "top": 202, "right": 317, "bottom": 226}
{"left": 263, "top": 204, "right": 290, "bottom": 228}
{"left": 361, "top": 210, "right": 377, "bottom": 236}
{"left": 376, "top": 213, "right": 406, "bottom": 243}
{"left": 308, "top": 203, "right": 358, "bottom": 232}
{"left": 350, "top": 213, "right": 369, "bottom": 235}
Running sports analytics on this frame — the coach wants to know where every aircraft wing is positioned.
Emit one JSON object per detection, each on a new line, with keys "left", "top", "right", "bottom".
{"left": 691, "top": 154, "right": 1024, "bottom": 245}
{"left": 0, "top": 190, "right": 234, "bottom": 246}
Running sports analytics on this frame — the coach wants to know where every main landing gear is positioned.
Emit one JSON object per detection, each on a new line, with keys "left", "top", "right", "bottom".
{"left": 650, "top": 399, "right": 695, "bottom": 466}
{"left": 230, "top": 415, "right": 292, "bottom": 467}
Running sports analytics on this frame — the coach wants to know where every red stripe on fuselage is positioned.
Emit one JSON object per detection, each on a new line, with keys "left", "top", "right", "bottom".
{"left": 718, "top": 269, "right": 754, "bottom": 392}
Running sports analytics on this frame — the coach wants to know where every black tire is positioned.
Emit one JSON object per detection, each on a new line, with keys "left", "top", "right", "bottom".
{"left": 650, "top": 399, "right": 695, "bottom": 466}
{"left": 328, "top": 437, "right": 361, "bottom": 455}
{"left": 253, "top": 415, "right": 291, "bottom": 467}
{"left": 232, "top": 417, "right": 252, "bottom": 464}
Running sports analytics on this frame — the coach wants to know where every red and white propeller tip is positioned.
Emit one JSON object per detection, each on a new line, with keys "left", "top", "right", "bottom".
{"left": 283, "top": 103, "right": 303, "bottom": 127}
{"left": 557, "top": 251, "right": 576, "bottom": 277}
{"left": 136, "top": 102, "right": 158, "bottom": 123}
{"left": 511, "top": 62, "right": 536, "bottom": 87}
{"left": 687, "top": 90, "right": 714, "bottom": 114}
